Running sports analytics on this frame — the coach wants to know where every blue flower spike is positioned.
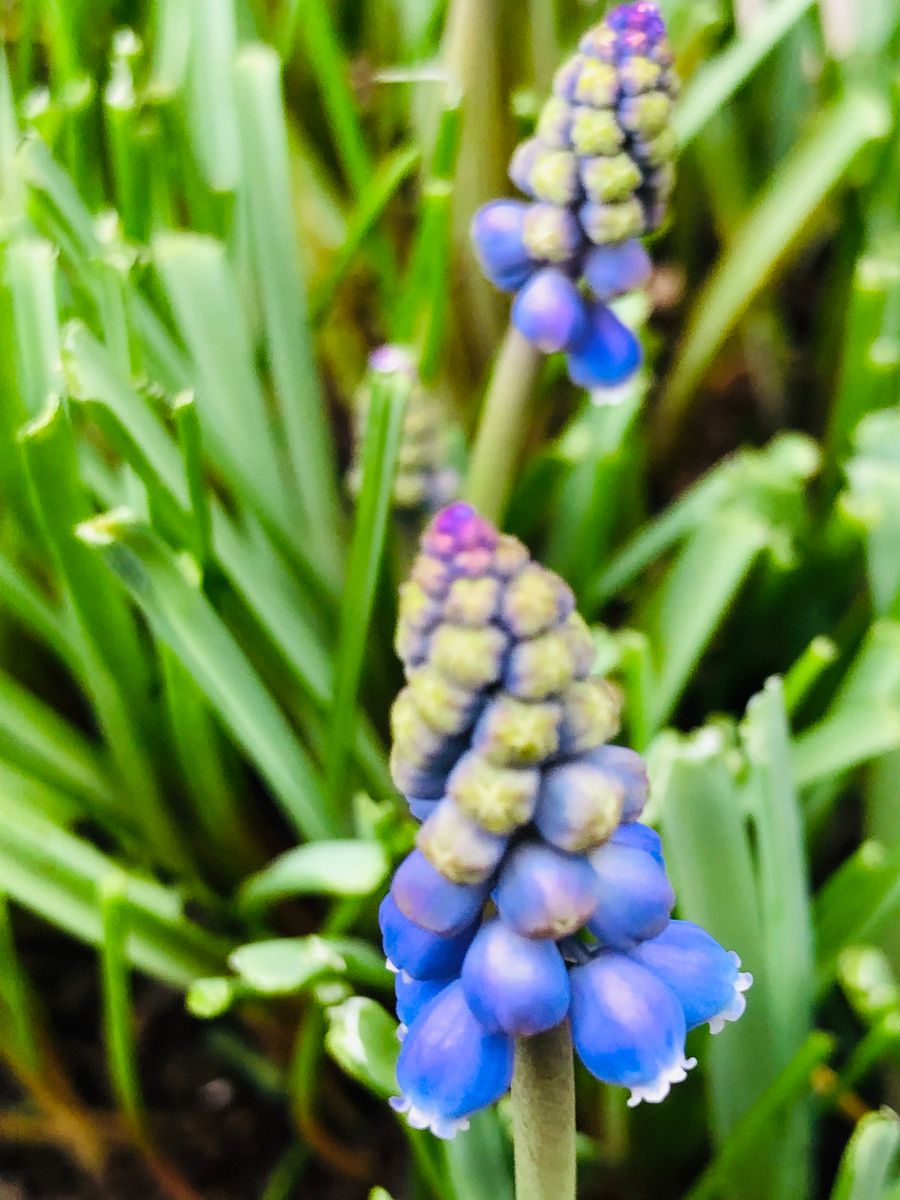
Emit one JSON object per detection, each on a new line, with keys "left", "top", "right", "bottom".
{"left": 382, "top": 502, "right": 750, "bottom": 1136}
{"left": 470, "top": 1, "right": 679, "bottom": 392}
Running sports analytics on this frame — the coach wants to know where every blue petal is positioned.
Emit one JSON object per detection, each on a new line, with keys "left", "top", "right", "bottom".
{"left": 407, "top": 795, "right": 441, "bottom": 822}
{"left": 628, "top": 920, "right": 753, "bottom": 1032}
{"left": 461, "top": 918, "right": 570, "bottom": 1035}
{"left": 512, "top": 268, "right": 589, "bottom": 353}
{"left": 470, "top": 201, "right": 536, "bottom": 292}
{"left": 392, "top": 980, "right": 515, "bottom": 1137}
{"left": 583, "top": 745, "right": 648, "bottom": 821}
{"left": 587, "top": 841, "right": 674, "bottom": 949}
{"left": 566, "top": 302, "right": 642, "bottom": 388}
{"left": 610, "top": 821, "right": 664, "bottom": 866}
{"left": 495, "top": 840, "right": 601, "bottom": 939}
{"left": 570, "top": 951, "right": 695, "bottom": 1105}
{"left": 583, "top": 240, "right": 652, "bottom": 300}
{"left": 379, "top": 893, "right": 478, "bottom": 980}
{"left": 395, "top": 974, "right": 455, "bottom": 1028}
{"left": 391, "top": 849, "right": 489, "bottom": 935}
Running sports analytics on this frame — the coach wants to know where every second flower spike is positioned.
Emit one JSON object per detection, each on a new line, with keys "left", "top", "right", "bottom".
{"left": 471, "top": 2, "right": 679, "bottom": 392}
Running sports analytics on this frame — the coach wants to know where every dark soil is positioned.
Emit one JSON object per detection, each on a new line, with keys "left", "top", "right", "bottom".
{"left": 0, "top": 926, "right": 404, "bottom": 1200}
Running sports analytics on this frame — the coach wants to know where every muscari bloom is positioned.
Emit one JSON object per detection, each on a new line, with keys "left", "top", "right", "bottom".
{"left": 347, "top": 345, "right": 458, "bottom": 512}
{"left": 470, "top": 1, "right": 678, "bottom": 392}
{"left": 382, "top": 502, "right": 751, "bottom": 1138}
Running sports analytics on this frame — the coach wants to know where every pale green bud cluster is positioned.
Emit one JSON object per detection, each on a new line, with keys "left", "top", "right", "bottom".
{"left": 508, "top": 3, "right": 679, "bottom": 246}
{"left": 348, "top": 346, "right": 458, "bottom": 513}
{"left": 389, "top": 504, "right": 626, "bottom": 884}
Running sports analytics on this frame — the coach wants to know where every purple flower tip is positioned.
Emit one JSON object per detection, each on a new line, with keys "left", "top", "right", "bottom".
{"left": 369, "top": 344, "right": 416, "bottom": 376}
{"left": 423, "top": 503, "right": 499, "bottom": 561}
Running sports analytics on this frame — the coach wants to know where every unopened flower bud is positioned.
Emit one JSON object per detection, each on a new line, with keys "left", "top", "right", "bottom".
{"left": 580, "top": 198, "right": 644, "bottom": 245}
{"left": 570, "top": 106, "right": 625, "bottom": 157}
{"left": 447, "top": 753, "right": 540, "bottom": 834}
{"left": 557, "top": 678, "right": 622, "bottom": 756}
{"left": 536, "top": 97, "right": 574, "bottom": 149}
{"left": 534, "top": 756, "right": 625, "bottom": 852}
{"left": 574, "top": 58, "right": 619, "bottom": 107}
{"left": 500, "top": 561, "right": 576, "bottom": 636}
{"left": 508, "top": 137, "right": 544, "bottom": 196}
{"left": 504, "top": 628, "right": 577, "bottom": 700}
{"left": 429, "top": 623, "right": 509, "bottom": 691}
{"left": 531, "top": 149, "right": 580, "bottom": 206}
{"left": 522, "top": 203, "right": 582, "bottom": 264}
{"left": 580, "top": 154, "right": 642, "bottom": 204}
{"left": 417, "top": 799, "right": 508, "bottom": 885}
{"left": 472, "top": 693, "right": 563, "bottom": 767}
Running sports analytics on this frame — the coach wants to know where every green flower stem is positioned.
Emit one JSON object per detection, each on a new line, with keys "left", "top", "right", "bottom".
{"left": 511, "top": 1023, "right": 577, "bottom": 1200}
{"left": 465, "top": 325, "right": 540, "bottom": 524}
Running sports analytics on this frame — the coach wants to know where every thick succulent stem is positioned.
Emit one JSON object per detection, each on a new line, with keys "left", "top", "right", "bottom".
{"left": 511, "top": 1022, "right": 577, "bottom": 1200}
{"left": 465, "top": 325, "right": 540, "bottom": 524}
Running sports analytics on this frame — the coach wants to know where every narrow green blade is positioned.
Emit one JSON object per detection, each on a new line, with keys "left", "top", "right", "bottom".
{"left": 78, "top": 511, "right": 341, "bottom": 841}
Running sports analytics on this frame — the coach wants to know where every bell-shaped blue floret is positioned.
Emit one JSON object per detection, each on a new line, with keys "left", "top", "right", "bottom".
{"left": 610, "top": 820, "right": 664, "bottom": 865}
{"left": 461, "top": 918, "right": 570, "bottom": 1036}
{"left": 379, "top": 893, "right": 478, "bottom": 980}
{"left": 566, "top": 301, "right": 642, "bottom": 389}
{"left": 583, "top": 240, "right": 652, "bottom": 300}
{"left": 512, "top": 268, "right": 589, "bottom": 353}
{"left": 570, "top": 951, "right": 695, "bottom": 1106}
{"left": 391, "top": 850, "right": 489, "bottom": 936}
{"left": 495, "top": 840, "right": 601, "bottom": 939}
{"left": 585, "top": 744, "right": 648, "bottom": 821}
{"left": 629, "top": 919, "right": 753, "bottom": 1032}
{"left": 587, "top": 841, "right": 674, "bottom": 949}
{"left": 395, "top": 973, "right": 455, "bottom": 1030}
{"left": 392, "top": 980, "right": 515, "bottom": 1138}
{"left": 471, "top": 201, "right": 536, "bottom": 292}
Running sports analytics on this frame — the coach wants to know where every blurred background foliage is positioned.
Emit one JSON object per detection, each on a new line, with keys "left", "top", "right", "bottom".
{"left": 0, "top": 0, "right": 898, "bottom": 1197}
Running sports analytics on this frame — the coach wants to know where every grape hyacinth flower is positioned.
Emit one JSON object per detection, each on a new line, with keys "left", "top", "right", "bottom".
{"left": 470, "top": 2, "right": 678, "bottom": 392}
{"left": 347, "top": 345, "right": 458, "bottom": 512}
{"left": 381, "top": 503, "right": 751, "bottom": 1138}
